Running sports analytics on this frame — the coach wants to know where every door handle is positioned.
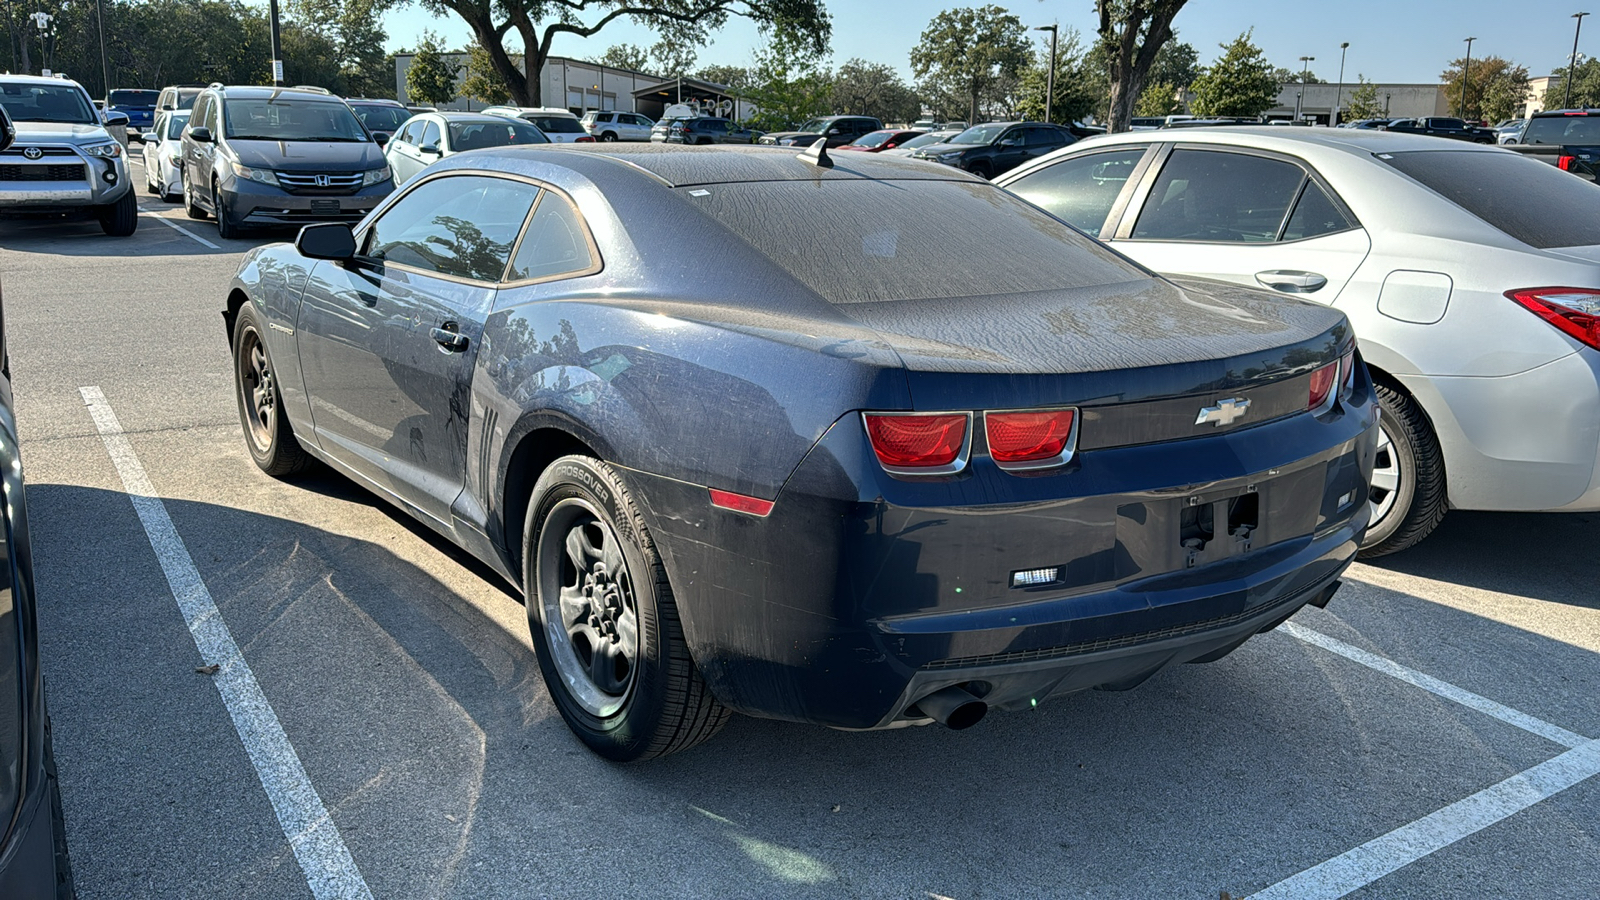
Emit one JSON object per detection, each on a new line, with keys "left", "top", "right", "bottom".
{"left": 431, "top": 325, "right": 469, "bottom": 351}
{"left": 1255, "top": 270, "right": 1328, "bottom": 293}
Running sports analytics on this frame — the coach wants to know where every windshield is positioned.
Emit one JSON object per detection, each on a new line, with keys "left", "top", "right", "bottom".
{"left": 352, "top": 105, "right": 410, "bottom": 134}
{"left": 449, "top": 119, "right": 550, "bottom": 149}
{"left": 853, "top": 130, "right": 894, "bottom": 148}
{"left": 0, "top": 82, "right": 97, "bottom": 124}
{"left": 952, "top": 124, "right": 1008, "bottom": 145}
{"left": 224, "top": 98, "right": 368, "bottom": 141}
{"left": 795, "top": 118, "right": 828, "bottom": 133}
{"left": 528, "top": 115, "right": 584, "bottom": 134}
{"left": 901, "top": 131, "right": 956, "bottom": 149}
{"left": 1523, "top": 116, "right": 1600, "bottom": 145}
{"left": 109, "top": 89, "right": 159, "bottom": 107}
{"left": 165, "top": 112, "right": 190, "bottom": 140}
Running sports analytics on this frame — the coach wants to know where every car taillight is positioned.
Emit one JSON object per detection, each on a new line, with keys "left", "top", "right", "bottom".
{"left": 1559, "top": 155, "right": 1578, "bottom": 170}
{"left": 1340, "top": 348, "right": 1356, "bottom": 399}
{"left": 984, "top": 408, "right": 1077, "bottom": 469}
{"left": 862, "top": 412, "right": 969, "bottom": 474}
{"left": 1308, "top": 362, "right": 1338, "bottom": 412}
{"left": 574, "top": 136, "right": 596, "bottom": 143}
{"left": 1506, "top": 287, "right": 1600, "bottom": 350}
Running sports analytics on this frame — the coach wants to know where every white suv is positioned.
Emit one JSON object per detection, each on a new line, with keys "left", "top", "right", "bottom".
{"left": 481, "top": 107, "right": 594, "bottom": 143}
{"left": 0, "top": 75, "right": 136, "bottom": 235}
{"left": 579, "top": 111, "right": 653, "bottom": 142}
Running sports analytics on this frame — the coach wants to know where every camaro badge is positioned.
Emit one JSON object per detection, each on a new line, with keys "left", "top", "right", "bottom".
{"left": 1195, "top": 398, "right": 1251, "bottom": 427}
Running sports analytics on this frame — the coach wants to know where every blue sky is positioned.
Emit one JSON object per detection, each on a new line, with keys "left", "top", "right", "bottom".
{"left": 383, "top": 0, "right": 1593, "bottom": 84}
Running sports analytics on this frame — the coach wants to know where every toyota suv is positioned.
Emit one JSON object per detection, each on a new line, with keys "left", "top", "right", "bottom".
{"left": 0, "top": 74, "right": 137, "bottom": 236}
{"left": 181, "top": 85, "right": 393, "bottom": 238}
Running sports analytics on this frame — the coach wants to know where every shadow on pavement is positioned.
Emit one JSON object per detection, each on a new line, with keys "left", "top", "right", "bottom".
{"left": 1364, "top": 510, "right": 1599, "bottom": 610}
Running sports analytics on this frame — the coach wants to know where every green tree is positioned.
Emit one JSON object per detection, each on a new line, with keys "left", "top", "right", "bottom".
{"left": 1546, "top": 58, "right": 1600, "bottom": 109}
{"left": 1189, "top": 30, "right": 1279, "bottom": 118}
{"left": 591, "top": 43, "right": 650, "bottom": 72}
{"left": 829, "top": 58, "right": 919, "bottom": 122}
{"left": 1150, "top": 39, "right": 1199, "bottom": 90}
{"left": 406, "top": 31, "right": 460, "bottom": 106}
{"left": 1015, "top": 29, "right": 1100, "bottom": 124}
{"left": 910, "top": 5, "right": 1031, "bottom": 126}
{"left": 1096, "top": 0, "right": 1190, "bottom": 132}
{"left": 695, "top": 64, "right": 752, "bottom": 92}
{"left": 1441, "top": 55, "right": 1528, "bottom": 121}
{"left": 745, "top": 22, "right": 832, "bottom": 131}
{"left": 1135, "top": 80, "right": 1181, "bottom": 116}
{"left": 1346, "top": 76, "right": 1384, "bottom": 120}
{"left": 648, "top": 38, "right": 699, "bottom": 79}
{"left": 287, "top": 0, "right": 394, "bottom": 96}
{"left": 417, "top": 0, "right": 829, "bottom": 108}
{"left": 1271, "top": 66, "right": 1324, "bottom": 84}
{"left": 460, "top": 44, "right": 516, "bottom": 104}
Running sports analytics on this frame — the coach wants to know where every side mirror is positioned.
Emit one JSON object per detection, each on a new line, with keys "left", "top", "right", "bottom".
{"left": 418, "top": 143, "right": 440, "bottom": 155}
{"left": 372, "top": 131, "right": 390, "bottom": 146}
{"left": 1001, "top": 137, "right": 1022, "bottom": 147}
{"left": 188, "top": 126, "right": 214, "bottom": 143}
{"left": 296, "top": 222, "right": 357, "bottom": 261}
{"left": 0, "top": 106, "right": 12, "bottom": 153}
{"left": 103, "top": 111, "right": 130, "bottom": 127}
{"left": 827, "top": 128, "right": 841, "bottom": 135}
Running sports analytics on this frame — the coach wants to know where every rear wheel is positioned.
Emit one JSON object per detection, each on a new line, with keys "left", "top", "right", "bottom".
{"left": 96, "top": 191, "right": 137, "bottom": 236}
{"left": 525, "top": 455, "right": 730, "bottom": 761}
{"left": 601, "top": 131, "right": 618, "bottom": 142}
{"left": 1359, "top": 384, "right": 1447, "bottom": 557}
{"left": 232, "top": 304, "right": 312, "bottom": 477}
{"left": 184, "top": 171, "right": 208, "bottom": 219}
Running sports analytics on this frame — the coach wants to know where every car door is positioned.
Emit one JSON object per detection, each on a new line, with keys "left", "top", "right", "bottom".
{"left": 385, "top": 119, "right": 424, "bottom": 184}
{"left": 143, "top": 112, "right": 165, "bottom": 174}
{"left": 1104, "top": 145, "right": 1371, "bottom": 302}
{"left": 990, "top": 127, "right": 1032, "bottom": 173}
{"left": 295, "top": 173, "right": 542, "bottom": 520}
{"left": 183, "top": 93, "right": 217, "bottom": 207}
{"left": 1001, "top": 145, "right": 1156, "bottom": 236}
{"left": 623, "top": 114, "right": 651, "bottom": 141}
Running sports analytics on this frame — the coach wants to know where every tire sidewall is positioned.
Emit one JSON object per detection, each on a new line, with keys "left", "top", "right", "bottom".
{"left": 232, "top": 305, "right": 283, "bottom": 469}
{"left": 1363, "top": 401, "right": 1417, "bottom": 549}
{"left": 523, "top": 456, "right": 669, "bottom": 758}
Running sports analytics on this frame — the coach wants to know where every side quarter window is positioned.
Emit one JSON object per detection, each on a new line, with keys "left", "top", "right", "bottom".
{"left": 507, "top": 191, "right": 599, "bottom": 283}
{"left": 1006, "top": 148, "right": 1148, "bottom": 235}
{"left": 361, "top": 175, "right": 541, "bottom": 281}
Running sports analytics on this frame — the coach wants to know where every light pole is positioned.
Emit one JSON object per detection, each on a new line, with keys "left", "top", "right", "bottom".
{"left": 1568, "top": 13, "right": 1590, "bottom": 109}
{"left": 1035, "top": 24, "right": 1058, "bottom": 124}
{"left": 1460, "top": 36, "right": 1476, "bottom": 120}
{"left": 28, "top": 11, "right": 49, "bottom": 75}
{"left": 268, "top": 0, "right": 283, "bottom": 85}
{"left": 1385, "top": 92, "right": 1392, "bottom": 116}
{"left": 95, "top": 0, "right": 109, "bottom": 96}
{"left": 1294, "top": 55, "right": 1314, "bottom": 119}
{"left": 1333, "top": 42, "right": 1349, "bottom": 126}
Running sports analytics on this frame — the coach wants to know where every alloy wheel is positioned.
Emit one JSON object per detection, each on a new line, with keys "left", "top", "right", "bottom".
{"left": 1369, "top": 422, "right": 1402, "bottom": 530}
{"left": 538, "top": 499, "right": 640, "bottom": 717}
{"left": 238, "top": 328, "right": 276, "bottom": 451}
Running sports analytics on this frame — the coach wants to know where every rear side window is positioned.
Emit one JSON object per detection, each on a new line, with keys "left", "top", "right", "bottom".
{"left": 1523, "top": 115, "right": 1600, "bottom": 145}
{"left": 1006, "top": 148, "right": 1148, "bottom": 234}
{"left": 1132, "top": 149, "right": 1306, "bottom": 243}
{"left": 532, "top": 115, "right": 584, "bottom": 134}
{"left": 1282, "top": 181, "right": 1353, "bottom": 241}
{"left": 363, "top": 175, "right": 540, "bottom": 281}
{"left": 1379, "top": 149, "right": 1600, "bottom": 249}
{"left": 508, "top": 191, "right": 596, "bottom": 282}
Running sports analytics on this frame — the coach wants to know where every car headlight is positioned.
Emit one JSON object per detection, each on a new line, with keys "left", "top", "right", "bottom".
{"left": 82, "top": 142, "right": 122, "bottom": 158}
{"left": 230, "top": 161, "right": 278, "bottom": 185}
{"left": 936, "top": 151, "right": 964, "bottom": 162}
{"left": 362, "top": 166, "right": 391, "bottom": 187}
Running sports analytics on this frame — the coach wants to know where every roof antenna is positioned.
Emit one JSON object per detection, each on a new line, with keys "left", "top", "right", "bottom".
{"left": 798, "top": 138, "right": 833, "bottom": 168}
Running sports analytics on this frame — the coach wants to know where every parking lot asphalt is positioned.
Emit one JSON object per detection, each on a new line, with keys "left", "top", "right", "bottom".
{"left": 1, "top": 161, "right": 1596, "bottom": 899}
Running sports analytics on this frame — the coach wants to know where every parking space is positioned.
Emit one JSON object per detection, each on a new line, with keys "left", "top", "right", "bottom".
{"left": 1, "top": 157, "right": 1595, "bottom": 899}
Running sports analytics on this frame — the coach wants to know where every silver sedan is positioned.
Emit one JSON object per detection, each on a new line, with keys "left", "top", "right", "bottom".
{"left": 998, "top": 127, "right": 1600, "bottom": 556}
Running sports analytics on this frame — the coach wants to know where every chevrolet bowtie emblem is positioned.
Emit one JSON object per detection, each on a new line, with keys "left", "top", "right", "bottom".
{"left": 1195, "top": 397, "right": 1251, "bottom": 427}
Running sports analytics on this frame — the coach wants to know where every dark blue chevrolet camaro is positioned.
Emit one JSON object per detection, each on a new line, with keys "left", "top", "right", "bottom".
{"left": 224, "top": 143, "right": 1377, "bottom": 760}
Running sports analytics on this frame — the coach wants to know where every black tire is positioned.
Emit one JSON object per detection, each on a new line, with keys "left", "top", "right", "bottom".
{"left": 968, "top": 161, "right": 994, "bottom": 179}
{"left": 44, "top": 715, "right": 77, "bottom": 900}
{"left": 144, "top": 170, "right": 159, "bottom": 195}
{"left": 95, "top": 191, "right": 137, "bottom": 237}
{"left": 232, "top": 304, "right": 312, "bottom": 477}
{"left": 524, "top": 455, "right": 730, "bottom": 761}
{"left": 184, "top": 170, "right": 207, "bottom": 219}
{"left": 600, "top": 131, "right": 618, "bottom": 142}
{"left": 1359, "top": 383, "right": 1447, "bottom": 558}
{"left": 214, "top": 180, "right": 242, "bottom": 239}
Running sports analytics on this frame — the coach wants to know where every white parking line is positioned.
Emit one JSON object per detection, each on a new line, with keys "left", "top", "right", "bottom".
{"left": 1252, "top": 621, "right": 1599, "bottom": 899}
{"left": 1281, "top": 622, "right": 1588, "bottom": 747}
{"left": 140, "top": 212, "right": 221, "bottom": 249}
{"left": 79, "top": 386, "right": 374, "bottom": 900}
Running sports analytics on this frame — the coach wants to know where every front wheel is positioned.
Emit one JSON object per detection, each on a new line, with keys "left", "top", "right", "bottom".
{"left": 214, "top": 181, "right": 242, "bottom": 239}
{"left": 1359, "top": 384, "right": 1447, "bottom": 557}
{"left": 525, "top": 455, "right": 730, "bottom": 761}
{"left": 232, "top": 304, "right": 312, "bottom": 477}
{"left": 184, "top": 171, "right": 208, "bottom": 219}
{"left": 96, "top": 191, "right": 137, "bottom": 236}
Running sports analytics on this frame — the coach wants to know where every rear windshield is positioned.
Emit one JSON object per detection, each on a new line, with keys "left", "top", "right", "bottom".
{"left": 109, "top": 90, "right": 158, "bottom": 106}
{"left": 172, "top": 88, "right": 201, "bottom": 109}
{"left": 352, "top": 104, "right": 410, "bottom": 135}
{"left": 224, "top": 98, "right": 367, "bottom": 142}
{"left": 448, "top": 119, "right": 549, "bottom": 149}
{"left": 687, "top": 180, "right": 1145, "bottom": 304}
{"left": 1379, "top": 149, "right": 1600, "bottom": 249}
{"left": 528, "top": 115, "right": 583, "bottom": 134}
{"left": 1523, "top": 115, "right": 1600, "bottom": 145}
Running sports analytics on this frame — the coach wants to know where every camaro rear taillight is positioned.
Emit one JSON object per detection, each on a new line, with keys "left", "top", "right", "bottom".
{"left": 1506, "top": 287, "right": 1600, "bottom": 350}
{"left": 1307, "top": 362, "right": 1339, "bottom": 413}
{"left": 1339, "top": 348, "right": 1357, "bottom": 399}
{"left": 985, "top": 408, "right": 1078, "bottom": 469}
{"left": 1559, "top": 155, "right": 1578, "bottom": 171}
{"left": 862, "top": 412, "right": 970, "bottom": 474}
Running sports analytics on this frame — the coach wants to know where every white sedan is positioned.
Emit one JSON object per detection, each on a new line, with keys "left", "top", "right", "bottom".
{"left": 136, "top": 109, "right": 188, "bottom": 201}
{"left": 998, "top": 128, "right": 1600, "bottom": 556}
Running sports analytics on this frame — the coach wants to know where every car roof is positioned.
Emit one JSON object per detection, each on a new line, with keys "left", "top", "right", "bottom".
{"left": 433, "top": 112, "right": 529, "bottom": 124}
{"left": 1056, "top": 125, "right": 1502, "bottom": 158}
{"left": 209, "top": 85, "right": 344, "bottom": 101}
{"left": 1532, "top": 108, "right": 1600, "bottom": 118}
{"left": 0, "top": 73, "right": 86, "bottom": 87}
{"left": 347, "top": 98, "right": 404, "bottom": 107}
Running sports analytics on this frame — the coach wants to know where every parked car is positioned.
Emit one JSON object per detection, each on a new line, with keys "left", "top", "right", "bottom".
{"left": 155, "top": 84, "right": 205, "bottom": 114}
{"left": 580, "top": 110, "right": 653, "bottom": 141}
{"left": 836, "top": 129, "right": 925, "bottom": 152}
{"left": 385, "top": 111, "right": 548, "bottom": 185}
{"left": 481, "top": 106, "right": 594, "bottom": 143}
{"left": 909, "top": 121, "right": 1076, "bottom": 179}
{"left": 648, "top": 116, "right": 685, "bottom": 142}
{"left": 345, "top": 98, "right": 411, "bottom": 141}
{"left": 0, "top": 105, "right": 76, "bottom": 900}
{"left": 224, "top": 142, "right": 1373, "bottom": 760}
{"left": 104, "top": 88, "right": 157, "bottom": 134}
{"left": 0, "top": 74, "right": 136, "bottom": 236}
{"left": 1130, "top": 116, "right": 1165, "bottom": 131}
{"left": 134, "top": 109, "right": 189, "bottom": 200}
{"left": 879, "top": 128, "right": 962, "bottom": 158}
{"left": 1343, "top": 118, "right": 1393, "bottom": 130}
{"left": 180, "top": 84, "right": 393, "bottom": 239}
{"left": 1505, "top": 109, "right": 1600, "bottom": 179}
{"left": 999, "top": 126, "right": 1600, "bottom": 555}
{"left": 1495, "top": 118, "right": 1528, "bottom": 144}
{"left": 757, "top": 115, "right": 883, "bottom": 148}
{"left": 1383, "top": 116, "right": 1497, "bottom": 143}
{"left": 659, "top": 116, "right": 758, "bottom": 145}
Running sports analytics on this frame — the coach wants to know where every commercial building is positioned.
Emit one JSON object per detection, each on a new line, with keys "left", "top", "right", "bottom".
{"left": 1261, "top": 82, "right": 1449, "bottom": 124}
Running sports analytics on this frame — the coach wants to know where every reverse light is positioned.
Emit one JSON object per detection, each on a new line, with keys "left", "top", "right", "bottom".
{"left": 1506, "top": 287, "right": 1600, "bottom": 351}
{"left": 1308, "top": 362, "right": 1338, "bottom": 413}
{"left": 862, "top": 412, "right": 970, "bottom": 475}
{"left": 984, "top": 408, "right": 1078, "bottom": 469}
{"left": 709, "top": 489, "right": 774, "bottom": 517}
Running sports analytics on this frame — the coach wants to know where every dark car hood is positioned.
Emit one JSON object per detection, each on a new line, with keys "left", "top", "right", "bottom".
{"left": 227, "top": 139, "right": 385, "bottom": 171}
{"left": 764, "top": 131, "right": 823, "bottom": 142}
{"left": 913, "top": 141, "right": 985, "bottom": 156}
